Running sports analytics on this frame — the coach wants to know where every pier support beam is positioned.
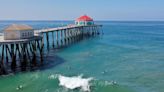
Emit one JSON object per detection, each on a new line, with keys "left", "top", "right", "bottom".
{"left": 11, "top": 44, "right": 17, "bottom": 71}
{"left": 46, "top": 33, "right": 49, "bottom": 50}
{"left": 56, "top": 31, "right": 59, "bottom": 48}
{"left": 64, "top": 29, "right": 67, "bottom": 45}
{"left": 5, "top": 45, "right": 9, "bottom": 63}
{"left": 52, "top": 32, "right": 55, "bottom": 48}
{"left": 0, "top": 45, "right": 6, "bottom": 74}
{"left": 60, "top": 30, "right": 63, "bottom": 46}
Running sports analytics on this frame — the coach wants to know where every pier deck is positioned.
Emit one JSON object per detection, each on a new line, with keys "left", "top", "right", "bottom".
{"left": 34, "top": 24, "right": 102, "bottom": 33}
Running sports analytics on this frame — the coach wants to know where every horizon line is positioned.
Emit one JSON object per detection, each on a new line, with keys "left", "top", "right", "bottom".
{"left": 1, "top": 20, "right": 164, "bottom": 22}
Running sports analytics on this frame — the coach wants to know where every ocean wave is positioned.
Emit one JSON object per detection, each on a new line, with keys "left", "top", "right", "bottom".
{"left": 48, "top": 74, "right": 93, "bottom": 91}
{"left": 59, "top": 75, "right": 92, "bottom": 92}
{"left": 48, "top": 74, "right": 120, "bottom": 92}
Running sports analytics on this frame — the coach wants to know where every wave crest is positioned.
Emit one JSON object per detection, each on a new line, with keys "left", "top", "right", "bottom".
{"left": 58, "top": 75, "right": 93, "bottom": 92}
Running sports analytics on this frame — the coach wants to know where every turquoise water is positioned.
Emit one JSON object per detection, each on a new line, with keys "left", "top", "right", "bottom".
{"left": 0, "top": 21, "right": 164, "bottom": 92}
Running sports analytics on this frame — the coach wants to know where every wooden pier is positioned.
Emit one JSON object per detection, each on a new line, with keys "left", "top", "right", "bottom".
{"left": 0, "top": 24, "right": 102, "bottom": 74}
{"left": 35, "top": 25, "right": 102, "bottom": 49}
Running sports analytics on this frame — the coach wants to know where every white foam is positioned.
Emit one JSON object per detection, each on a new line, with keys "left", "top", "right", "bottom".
{"left": 58, "top": 75, "right": 93, "bottom": 92}
{"left": 48, "top": 74, "right": 56, "bottom": 79}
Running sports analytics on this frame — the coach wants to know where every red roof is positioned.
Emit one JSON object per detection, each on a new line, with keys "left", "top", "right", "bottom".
{"left": 76, "top": 15, "right": 93, "bottom": 21}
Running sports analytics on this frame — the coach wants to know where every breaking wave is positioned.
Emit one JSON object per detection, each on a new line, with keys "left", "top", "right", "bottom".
{"left": 48, "top": 74, "right": 92, "bottom": 91}
{"left": 58, "top": 75, "right": 93, "bottom": 92}
{"left": 47, "top": 74, "right": 133, "bottom": 92}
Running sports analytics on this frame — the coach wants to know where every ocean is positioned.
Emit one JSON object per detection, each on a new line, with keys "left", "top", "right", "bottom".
{"left": 0, "top": 21, "right": 164, "bottom": 92}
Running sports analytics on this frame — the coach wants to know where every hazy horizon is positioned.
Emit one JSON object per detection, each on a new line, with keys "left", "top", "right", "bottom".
{"left": 0, "top": 0, "right": 164, "bottom": 21}
{"left": 0, "top": 20, "right": 164, "bottom": 22}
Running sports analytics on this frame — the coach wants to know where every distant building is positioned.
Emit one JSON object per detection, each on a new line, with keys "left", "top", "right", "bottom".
{"left": 75, "top": 15, "right": 94, "bottom": 26}
{"left": 4, "top": 24, "right": 34, "bottom": 40}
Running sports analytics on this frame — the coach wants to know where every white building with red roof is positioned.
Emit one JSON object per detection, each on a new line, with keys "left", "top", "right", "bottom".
{"left": 75, "top": 15, "right": 94, "bottom": 26}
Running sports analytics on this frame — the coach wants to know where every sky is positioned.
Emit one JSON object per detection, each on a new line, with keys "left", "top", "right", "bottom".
{"left": 0, "top": 0, "right": 164, "bottom": 21}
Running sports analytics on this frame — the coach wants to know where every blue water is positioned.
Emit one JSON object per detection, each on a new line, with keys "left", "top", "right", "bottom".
{"left": 0, "top": 21, "right": 164, "bottom": 92}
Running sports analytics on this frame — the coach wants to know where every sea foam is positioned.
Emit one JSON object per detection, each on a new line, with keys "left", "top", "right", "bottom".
{"left": 58, "top": 75, "right": 93, "bottom": 92}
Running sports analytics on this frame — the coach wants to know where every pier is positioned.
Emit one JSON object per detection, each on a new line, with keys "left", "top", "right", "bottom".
{"left": 0, "top": 15, "right": 103, "bottom": 74}
{"left": 35, "top": 25, "right": 102, "bottom": 49}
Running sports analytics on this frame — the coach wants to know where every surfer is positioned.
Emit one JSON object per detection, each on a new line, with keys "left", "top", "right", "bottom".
{"left": 16, "top": 85, "right": 23, "bottom": 90}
